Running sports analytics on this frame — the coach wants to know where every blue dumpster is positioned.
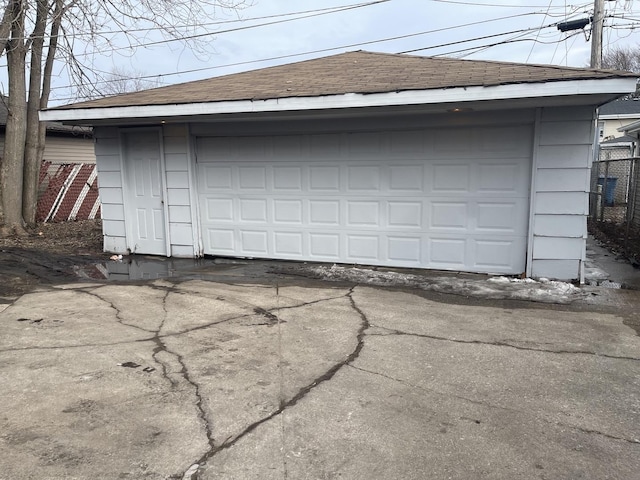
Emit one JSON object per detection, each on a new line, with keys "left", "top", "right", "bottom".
{"left": 597, "top": 176, "right": 618, "bottom": 206}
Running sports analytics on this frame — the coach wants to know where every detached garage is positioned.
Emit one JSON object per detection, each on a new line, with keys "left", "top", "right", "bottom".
{"left": 40, "top": 51, "right": 637, "bottom": 281}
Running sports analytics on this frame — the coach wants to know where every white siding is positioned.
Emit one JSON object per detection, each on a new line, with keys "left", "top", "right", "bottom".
{"left": 94, "top": 124, "right": 196, "bottom": 256}
{"left": 529, "top": 106, "right": 595, "bottom": 280}
{"left": 94, "top": 127, "right": 126, "bottom": 253}
{"left": 162, "top": 124, "right": 196, "bottom": 256}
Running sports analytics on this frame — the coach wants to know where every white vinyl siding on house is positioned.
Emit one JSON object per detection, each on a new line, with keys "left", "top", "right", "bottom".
{"left": 196, "top": 124, "right": 533, "bottom": 274}
{"left": 42, "top": 135, "right": 95, "bottom": 164}
{"left": 529, "top": 106, "right": 595, "bottom": 280}
{"left": 0, "top": 134, "right": 95, "bottom": 164}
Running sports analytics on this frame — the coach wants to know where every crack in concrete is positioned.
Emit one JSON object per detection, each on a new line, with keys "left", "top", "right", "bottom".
{"left": 369, "top": 325, "right": 640, "bottom": 362}
{"left": 0, "top": 337, "right": 157, "bottom": 353}
{"left": 180, "top": 285, "right": 368, "bottom": 478}
{"left": 566, "top": 424, "right": 640, "bottom": 445}
{"left": 275, "top": 283, "right": 289, "bottom": 480}
{"left": 0, "top": 293, "right": 349, "bottom": 354}
{"left": 348, "top": 364, "right": 640, "bottom": 445}
{"left": 77, "top": 288, "right": 156, "bottom": 334}
{"left": 347, "top": 364, "right": 521, "bottom": 414}
{"left": 150, "top": 289, "right": 174, "bottom": 387}
{"left": 147, "top": 286, "right": 218, "bottom": 480}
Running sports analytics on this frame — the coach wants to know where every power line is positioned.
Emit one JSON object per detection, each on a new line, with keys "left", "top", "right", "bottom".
{"left": 51, "top": 0, "right": 391, "bottom": 60}
{"left": 47, "top": 23, "right": 567, "bottom": 103}
{"left": 46, "top": 8, "right": 569, "bottom": 94}
{"left": 526, "top": 0, "right": 554, "bottom": 62}
{"left": 397, "top": 23, "right": 556, "bottom": 54}
{"left": 1, "top": 0, "right": 390, "bottom": 41}
{"left": 9, "top": 1, "right": 612, "bottom": 102}
{"left": 428, "top": 0, "right": 590, "bottom": 7}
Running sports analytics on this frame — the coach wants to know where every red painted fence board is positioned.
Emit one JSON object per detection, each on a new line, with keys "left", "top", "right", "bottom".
{"left": 36, "top": 161, "right": 101, "bottom": 222}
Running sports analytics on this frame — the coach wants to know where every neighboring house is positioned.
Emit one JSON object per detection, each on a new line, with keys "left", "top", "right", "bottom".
{"left": 594, "top": 100, "right": 640, "bottom": 208}
{"left": 598, "top": 97, "right": 640, "bottom": 143}
{"left": 0, "top": 96, "right": 95, "bottom": 164}
{"left": 40, "top": 51, "right": 637, "bottom": 281}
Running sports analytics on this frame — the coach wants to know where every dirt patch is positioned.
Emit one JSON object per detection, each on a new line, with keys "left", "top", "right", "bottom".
{"left": 589, "top": 221, "right": 640, "bottom": 267}
{"left": 0, "top": 220, "right": 105, "bottom": 300}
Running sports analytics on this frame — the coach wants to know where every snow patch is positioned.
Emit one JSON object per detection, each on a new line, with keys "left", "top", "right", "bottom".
{"left": 303, "top": 265, "right": 584, "bottom": 304}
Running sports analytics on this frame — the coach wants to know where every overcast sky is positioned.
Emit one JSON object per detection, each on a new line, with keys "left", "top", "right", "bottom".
{"left": 5, "top": 0, "right": 640, "bottom": 105}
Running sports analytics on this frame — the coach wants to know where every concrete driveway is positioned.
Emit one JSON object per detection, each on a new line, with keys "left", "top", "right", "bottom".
{"left": 1, "top": 271, "right": 639, "bottom": 479}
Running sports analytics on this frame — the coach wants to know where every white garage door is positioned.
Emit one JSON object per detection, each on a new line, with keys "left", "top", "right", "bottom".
{"left": 196, "top": 125, "right": 532, "bottom": 274}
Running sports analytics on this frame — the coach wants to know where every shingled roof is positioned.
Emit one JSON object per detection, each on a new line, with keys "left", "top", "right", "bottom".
{"left": 51, "top": 51, "right": 637, "bottom": 111}
{"left": 599, "top": 97, "right": 640, "bottom": 116}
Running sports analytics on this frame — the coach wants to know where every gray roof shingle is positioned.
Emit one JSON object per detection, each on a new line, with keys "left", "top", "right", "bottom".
{"left": 599, "top": 98, "right": 640, "bottom": 116}
{"left": 49, "top": 50, "right": 638, "bottom": 111}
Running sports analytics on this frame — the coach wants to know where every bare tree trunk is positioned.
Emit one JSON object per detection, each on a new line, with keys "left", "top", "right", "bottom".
{"left": 22, "top": 0, "right": 48, "bottom": 225}
{"left": 0, "top": 2, "right": 13, "bottom": 56}
{"left": 1, "top": 0, "right": 27, "bottom": 234}
{"left": 0, "top": 2, "right": 14, "bottom": 225}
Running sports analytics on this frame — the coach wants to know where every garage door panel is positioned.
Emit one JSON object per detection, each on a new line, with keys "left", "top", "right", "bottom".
{"left": 347, "top": 235, "right": 380, "bottom": 261}
{"left": 389, "top": 131, "right": 426, "bottom": 155}
{"left": 429, "top": 237, "right": 467, "bottom": 267}
{"left": 476, "top": 201, "right": 525, "bottom": 233}
{"left": 202, "top": 165, "right": 232, "bottom": 190}
{"left": 273, "top": 199, "right": 303, "bottom": 224}
{"left": 347, "top": 165, "right": 381, "bottom": 191}
{"left": 387, "top": 236, "right": 422, "bottom": 263}
{"left": 387, "top": 201, "right": 423, "bottom": 228}
{"left": 434, "top": 130, "right": 473, "bottom": 154}
{"left": 240, "top": 230, "right": 268, "bottom": 254}
{"left": 310, "top": 134, "right": 341, "bottom": 156}
{"left": 389, "top": 165, "right": 425, "bottom": 191}
{"left": 309, "top": 233, "right": 340, "bottom": 259}
{"left": 205, "top": 198, "right": 234, "bottom": 222}
{"left": 197, "top": 126, "right": 531, "bottom": 274}
{"left": 347, "top": 132, "right": 384, "bottom": 156}
{"left": 238, "top": 167, "right": 267, "bottom": 190}
{"left": 474, "top": 239, "right": 520, "bottom": 269}
{"left": 479, "top": 126, "right": 533, "bottom": 154}
{"left": 430, "top": 202, "right": 468, "bottom": 230}
{"left": 207, "top": 229, "right": 235, "bottom": 253}
{"left": 273, "top": 166, "right": 303, "bottom": 191}
{"left": 274, "top": 231, "right": 303, "bottom": 256}
{"left": 347, "top": 201, "right": 380, "bottom": 227}
{"left": 239, "top": 199, "right": 267, "bottom": 223}
{"left": 477, "top": 163, "right": 522, "bottom": 193}
{"left": 309, "top": 166, "right": 341, "bottom": 191}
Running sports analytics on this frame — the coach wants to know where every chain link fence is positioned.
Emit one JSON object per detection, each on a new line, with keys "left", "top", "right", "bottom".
{"left": 589, "top": 143, "right": 640, "bottom": 261}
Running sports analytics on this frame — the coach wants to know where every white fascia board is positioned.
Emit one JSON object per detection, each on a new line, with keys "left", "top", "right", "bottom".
{"left": 617, "top": 118, "right": 640, "bottom": 133}
{"left": 40, "top": 77, "right": 637, "bottom": 123}
{"left": 599, "top": 113, "right": 640, "bottom": 120}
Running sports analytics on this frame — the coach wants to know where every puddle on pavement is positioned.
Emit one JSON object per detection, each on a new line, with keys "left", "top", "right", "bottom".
{"left": 74, "top": 256, "right": 222, "bottom": 281}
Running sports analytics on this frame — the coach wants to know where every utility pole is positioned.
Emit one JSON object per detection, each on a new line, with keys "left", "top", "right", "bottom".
{"left": 591, "top": 0, "right": 605, "bottom": 68}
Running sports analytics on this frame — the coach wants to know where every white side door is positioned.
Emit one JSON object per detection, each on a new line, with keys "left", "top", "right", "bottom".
{"left": 123, "top": 131, "right": 167, "bottom": 255}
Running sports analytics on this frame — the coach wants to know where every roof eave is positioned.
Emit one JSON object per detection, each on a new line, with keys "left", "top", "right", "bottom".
{"left": 619, "top": 118, "right": 640, "bottom": 135}
{"left": 40, "top": 78, "right": 638, "bottom": 124}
